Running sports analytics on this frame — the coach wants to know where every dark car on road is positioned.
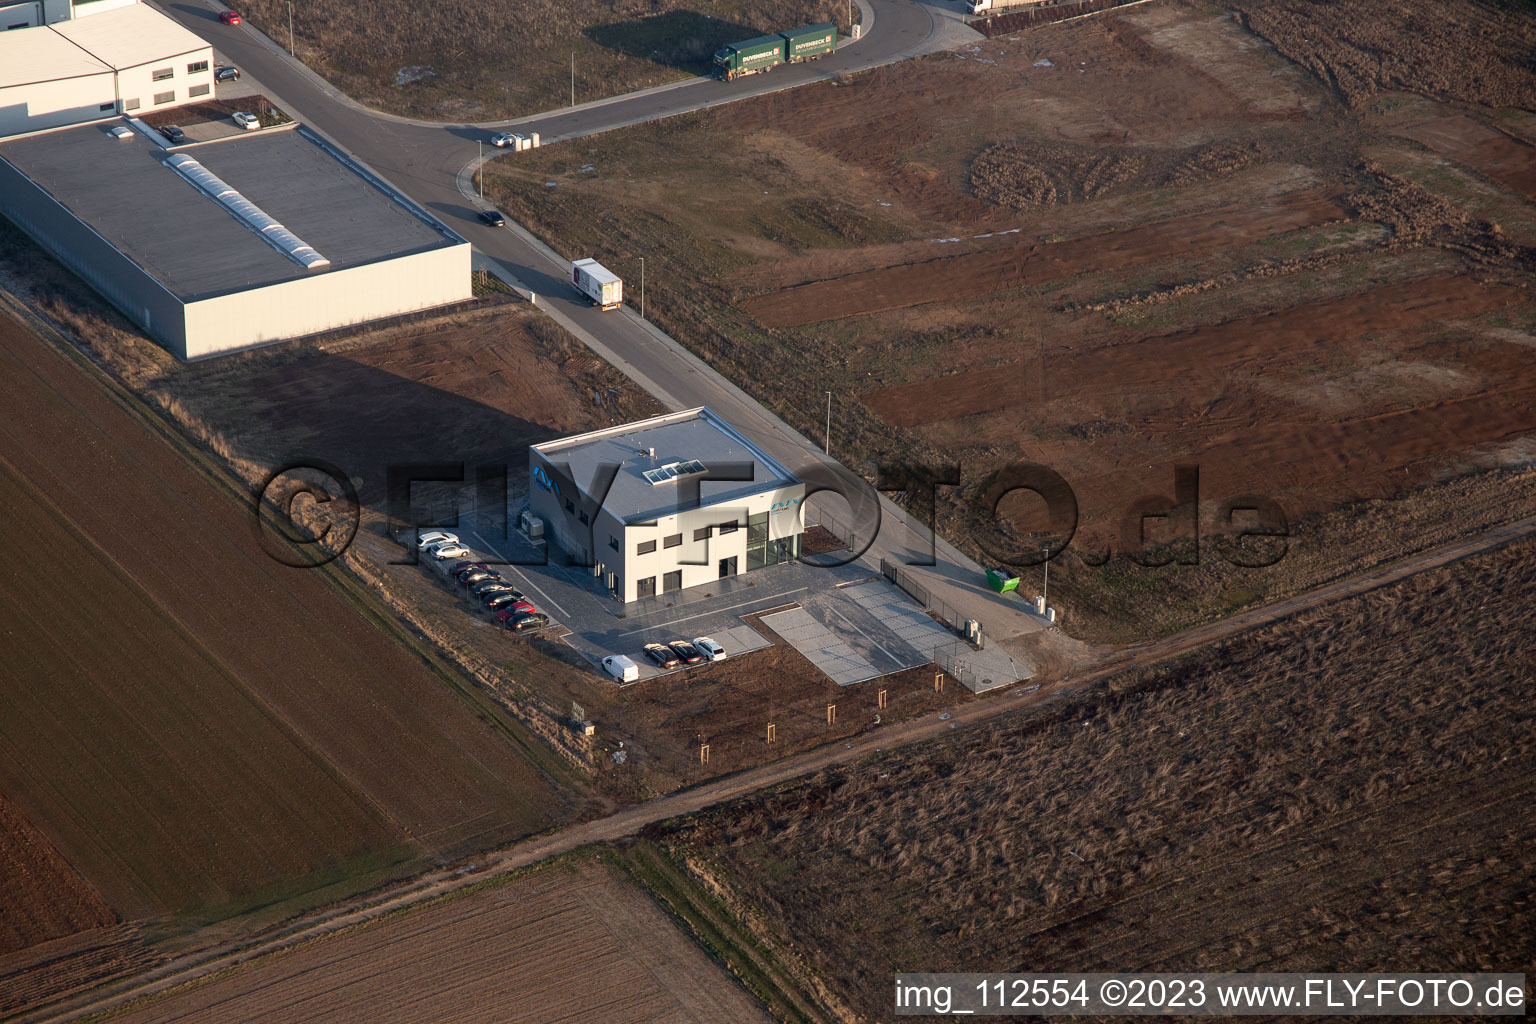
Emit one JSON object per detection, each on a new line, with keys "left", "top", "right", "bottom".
{"left": 644, "top": 643, "right": 680, "bottom": 669}
{"left": 458, "top": 569, "right": 498, "bottom": 586}
{"left": 505, "top": 612, "right": 549, "bottom": 632}
{"left": 668, "top": 640, "right": 705, "bottom": 665}
{"left": 451, "top": 561, "right": 487, "bottom": 574}
{"left": 477, "top": 209, "right": 505, "bottom": 227}
{"left": 471, "top": 578, "right": 512, "bottom": 596}
{"left": 484, "top": 591, "right": 525, "bottom": 610}
{"left": 158, "top": 124, "right": 186, "bottom": 143}
{"left": 215, "top": 65, "right": 240, "bottom": 82}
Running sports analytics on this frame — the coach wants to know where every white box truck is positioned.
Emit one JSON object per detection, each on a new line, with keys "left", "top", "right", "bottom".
{"left": 571, "top": 258, "right": 623, "bottom": 310}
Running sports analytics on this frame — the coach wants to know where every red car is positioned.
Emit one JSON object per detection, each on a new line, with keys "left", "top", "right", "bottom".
{"left": 219, "top": 10, "right": 242, "bottom": 25}
{"left": 494, "top": 602, "right": 536, "bottom": 624}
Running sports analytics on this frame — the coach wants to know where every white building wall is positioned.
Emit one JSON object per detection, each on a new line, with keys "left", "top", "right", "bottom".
{"left": 114, "top": 49, "right": 212, "bottom": 114}
{"left": 42, "top": 0, "right": 69, "bottom": 22}
{"left": 180, "top": 243, "right": 471, "bottom": 359}
{"left": 0, "top": 72, "right": 116, "bottom": 134}
{"left": 68, "top": 0, "right": 139, "bottom": 19}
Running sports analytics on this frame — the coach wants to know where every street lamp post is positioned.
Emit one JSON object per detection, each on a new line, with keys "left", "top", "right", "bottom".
{"left": 287, "top": 1, "right": 294, "bottom": 54}
{"left": 824, "top": 391, "right": 832, "bottom": 455}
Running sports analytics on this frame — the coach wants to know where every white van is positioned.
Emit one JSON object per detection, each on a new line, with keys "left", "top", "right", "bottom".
{"left": 601, "top": 655, "right": 639, "bottom": 683}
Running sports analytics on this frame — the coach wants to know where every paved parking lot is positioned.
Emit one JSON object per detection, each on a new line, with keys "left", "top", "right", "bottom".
{"left": 422, "top": 519, "right": 1000, "bottom": 688}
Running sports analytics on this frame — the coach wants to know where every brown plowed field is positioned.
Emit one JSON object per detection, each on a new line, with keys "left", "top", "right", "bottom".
{"left": 744, "top": 188, "right": 1346, "bottom": 326}
{"left": 0, "top": 309, "right": 568, "bottom": 924}
{"left": 0, "top": 924, "right": 163, "bottom": 1019}
{"left": 0, "top": 792, "right": 113, "bottom": 957}
{"left": 109, "top": 860, "right": 772, "bottom": 1024}
{"left": 1397, "top": 115, "right": 1536, "bottom": 199}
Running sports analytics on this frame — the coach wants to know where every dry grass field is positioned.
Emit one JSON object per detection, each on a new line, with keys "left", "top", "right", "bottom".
{"left": 237, "top": 0, "right": 848, "bottom": 119}
{"left": 106, "top": 858, "right": 772, "bottom": 1024}
{"left": 662, "top": 537, "right": 1536, "bottom": 1021}
{"left": 485, "top": 0, "right": 1536, "bottom": 643}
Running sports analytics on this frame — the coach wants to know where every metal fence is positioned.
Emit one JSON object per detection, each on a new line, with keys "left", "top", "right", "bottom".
{"left": 803, "top": 503, "right": 868, "bottom": 554}
{"left": 931, "top": 638, "right": 1023, "bottom": 693}
{"left": 880, "top": 558, "right": 985, "bottom": 650}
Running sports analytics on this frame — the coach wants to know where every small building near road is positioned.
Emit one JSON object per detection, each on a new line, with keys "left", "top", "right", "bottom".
{"left": 0, "top": 121, "right": 471, "bottom": 359}
{"left": 0, "top": 3, "right": 213, "bottom": 137}
{"left": 530, "top": 408, "right": 806, "bottom": 603}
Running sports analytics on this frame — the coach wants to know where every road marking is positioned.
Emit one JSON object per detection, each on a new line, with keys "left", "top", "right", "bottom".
{"left": 471, "top": 531, "right": 569, "bottom": 619}
{"left": 618, "top": 587, "right": 808, "bottom": 637}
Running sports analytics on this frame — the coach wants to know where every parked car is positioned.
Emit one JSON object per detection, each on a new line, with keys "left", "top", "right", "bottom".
{"left": 214, "top": 65, "right": 240, "bottom": 82}
{"left": 427, "top": 541, "right": 469, "bottom": 560}
{"left": 107, "top": 126, "right": 134, "bottom": 141}
{"left": 471, "top": 579, "right": 513, "bottom": 597}
{"left": 643, "top": 643, "right": 680, "bottom": 669}
{"left": 158, "top": 124, "right": 185, "bottom": 143}
{"left": 693, "top": 637, "right": 727, "bottom": 662}
{"left": 484, "top": 591, "right": 524, "bottom": 610}
{"left": 450, "top": 560, "right": 486, "bottom": 574}
{"left": 417, "top": 531, "right": 459, "bottom": 550}
{"left": 602, "top": 655, "right": 639, "bottom": 682}
{"left": 477, "top": 209, "right": 505, "bottom": 228}
{"left": 494, "top": 603, "right": 535, "bottom": 624}
{"left": 489, "top": 132, "right": 517, "bottom": 148}
{"left": 668, "top": 640, "right": 705, "bottom": 665}
{"left": 505, "top": 612, "right": 549, "bottom": 632}
{"left": 219, "top": 9, "right": 242, "bottom": 25}
{"left": 232, "top": 111, "right": 259, "bottom": 130}
{"left": 459, "top": 570, "right": 499, "bottom": 586}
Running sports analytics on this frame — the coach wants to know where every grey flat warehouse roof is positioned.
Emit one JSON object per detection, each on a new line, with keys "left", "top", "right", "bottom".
{"left": 0, "top": 124, "right": 459, "bottom": 301}
{"left": 534, "top": 408, "right": 799, "bottom": 524}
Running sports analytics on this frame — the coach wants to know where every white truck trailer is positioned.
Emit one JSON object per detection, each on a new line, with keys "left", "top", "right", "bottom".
{"left": 967, "top": 0, "right": 1050, "bottom": 13}
{"left": 571, "top": 258, "right": 623, "bottom": 310}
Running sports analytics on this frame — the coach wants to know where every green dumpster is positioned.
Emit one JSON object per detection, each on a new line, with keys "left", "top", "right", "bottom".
{"left": 986, "top": 568, "right": 1019, "bottom": 593}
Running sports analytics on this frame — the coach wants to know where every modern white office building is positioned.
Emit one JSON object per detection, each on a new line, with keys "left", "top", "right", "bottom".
{"left": 530, "top": 408, "right": 806, "bottom": 603}
{"left": 0, "top": 2, "right": 213, "bottom": 137}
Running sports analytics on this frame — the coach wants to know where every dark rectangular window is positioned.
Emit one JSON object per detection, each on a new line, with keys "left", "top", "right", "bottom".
{"left": 637, "top": 576, "right": 656, "bottom": 599}
{"left": 99, "top": 102, "right": 114, "bottom": 111}
{"left": 187, "top": 60, "right": 209, "bottom": 74}
{"left": 608, "top": 535, "right": 619, "bottom": 552}
{"left": 153, "top": 90, "right": 174, "bottom": 104}
{"left": 636, "top": 540, "right": 656, "bottom": 555}
{"left": 663, "top": 570, "right": 682, "bottom": 593}
{"left": 188, "top": 83, "right": 209, "bottom": 97}
{"left": 664, "top": 533, "right": 682, "bottom": 549}
{"left": 717, "top": 521, "right": 738, "bottom": 535}
{"left": 579, "top": 510, "right": 589, "bottom": 525}
{"left": 565, "top": 498, "right": 574, "bottom": 514}
{"left": 151, "top": 67, "right": 174, "bottom": 82}
{"left": 693, "top": 527, "right": 711, "bottom": 542}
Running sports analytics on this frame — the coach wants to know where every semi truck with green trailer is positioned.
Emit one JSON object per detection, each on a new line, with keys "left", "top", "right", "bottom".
{"left": 713, "top": 23, "right": 838, "bottom": 80}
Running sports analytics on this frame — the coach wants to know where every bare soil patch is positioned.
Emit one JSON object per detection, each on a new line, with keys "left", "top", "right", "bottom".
{"left": 0, "top": 924, "right": 164, "bottom": 1020}
{"left": 1397, "top": 115, "right": 1536, "bottom": 200}
{"left": 743, "top": 187, "right": 1346, "bottom": 325}
{"left": 0, "top": 792, "right": 114, "bottom": 958}
{"left": 668, "top": 538, "right": 1536, "bottom": 1020}
{"left": 108, "top": 858, "right": 771, "bottom": 1024}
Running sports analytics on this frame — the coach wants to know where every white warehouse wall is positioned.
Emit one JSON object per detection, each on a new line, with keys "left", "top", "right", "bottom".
{"left": 114, "top": 50, "right": 213, "bottom": 114}
{"left": 180, "top": 243, "right": 472, "bottom": 359}
{"left": 0, "top": 73, "right": 116, "bottom": 135}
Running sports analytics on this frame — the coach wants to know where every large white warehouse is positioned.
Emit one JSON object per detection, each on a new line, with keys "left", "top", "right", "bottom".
{"left": 0, "top": 122, "right": 472, "bottom": 359}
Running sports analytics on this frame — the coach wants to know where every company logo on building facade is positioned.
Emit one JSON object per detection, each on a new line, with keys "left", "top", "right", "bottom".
{"left": 533, "top": 464, "right": 560, "bottom": 494}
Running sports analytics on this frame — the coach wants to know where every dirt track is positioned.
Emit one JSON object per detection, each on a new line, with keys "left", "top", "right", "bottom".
{"left": 32, "top": 508, "right": 1536, "bottom": 1024}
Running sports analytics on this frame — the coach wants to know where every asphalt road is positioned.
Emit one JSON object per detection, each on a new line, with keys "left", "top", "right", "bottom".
{"left": 150, "top": 0, "right": 1040, "bottom": 643}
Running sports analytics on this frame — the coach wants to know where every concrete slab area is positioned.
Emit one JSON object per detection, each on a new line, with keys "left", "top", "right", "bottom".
{"left": 760, "top": 607, "right": 881, "bottom": 686}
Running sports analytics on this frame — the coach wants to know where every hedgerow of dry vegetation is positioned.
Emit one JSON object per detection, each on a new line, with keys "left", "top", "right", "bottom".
{"left": 1234, "top": 0, "right": 1536, "bottom": 110}
{"left": 674, "top": 539, "right": 1536, "bottom": 1018}
{"left": 238, "top": 0, "right": 845, "bottom": 118}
